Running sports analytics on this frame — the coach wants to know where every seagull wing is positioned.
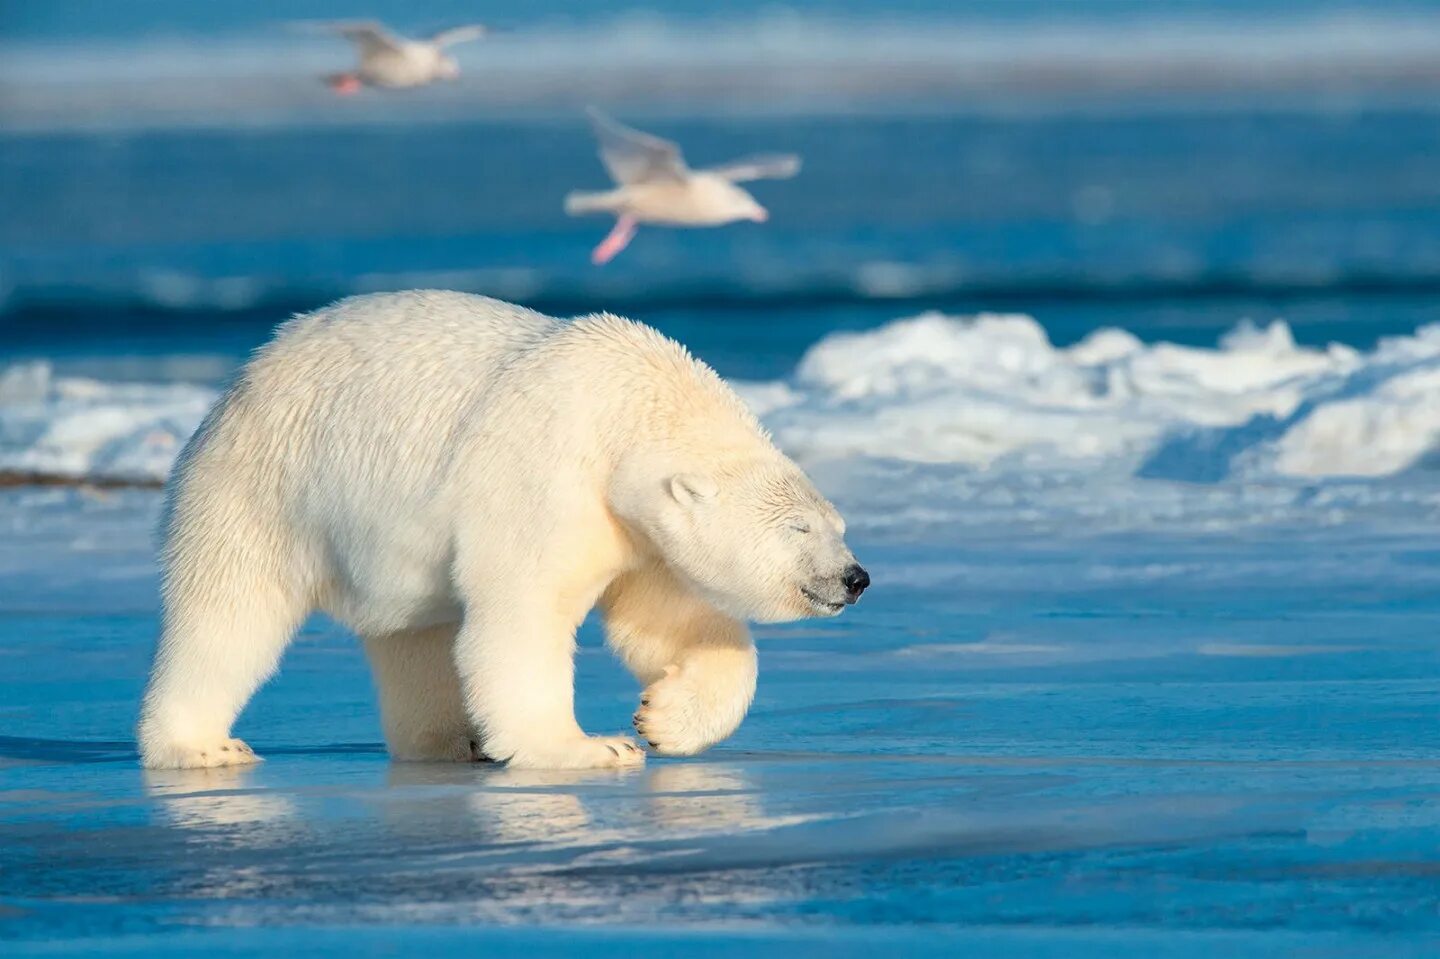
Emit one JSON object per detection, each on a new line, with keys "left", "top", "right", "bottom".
{"left": 704, "top": 154, "right": 802, "bottom": 183}
{"left": 428, "top": 24, "right": 489, "bottom": 48}
{"left": 586, "top": 108, "right": 689, "bottom": 186}
{"left": 329, "top": 21, "right": 407, "bottom": 56}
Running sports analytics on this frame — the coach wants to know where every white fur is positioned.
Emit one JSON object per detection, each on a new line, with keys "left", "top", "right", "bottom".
{"left": 137, "top": 291, "right": 859, "bottom": 770}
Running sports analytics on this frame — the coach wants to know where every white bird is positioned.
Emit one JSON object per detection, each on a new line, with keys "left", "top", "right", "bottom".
{"left": 565, "top": 108, "right": 801, "bottom": 265}
{"left": 320, "top": 21, "right": 490, "bottom": 94}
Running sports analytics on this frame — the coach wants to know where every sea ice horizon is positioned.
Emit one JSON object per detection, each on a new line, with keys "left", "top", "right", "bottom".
{"left": 4, "top": 309, "right": 1439, "bottom": 534}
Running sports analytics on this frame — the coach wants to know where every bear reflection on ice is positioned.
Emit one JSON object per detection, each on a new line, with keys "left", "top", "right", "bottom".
{"left": 137, "top": 291, "right": 866, "bottom": 771}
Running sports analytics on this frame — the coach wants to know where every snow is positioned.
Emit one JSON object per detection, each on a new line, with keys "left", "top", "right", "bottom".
{"left": 742, "top": 313, "right": 1440, "bottom": 481}
{"left": 7, "top": 315, "right": 1440, "bottom": 497}
{"left": 0, "top": 363, "right": 211, "bottom": 484}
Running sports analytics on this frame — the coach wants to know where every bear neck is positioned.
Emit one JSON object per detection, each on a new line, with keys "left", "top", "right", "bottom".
{"left": 565, "top": 313, "right": 772, "bottom": 459}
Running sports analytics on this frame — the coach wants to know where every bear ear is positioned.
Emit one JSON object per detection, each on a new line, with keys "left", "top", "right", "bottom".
{"left": 668, "top": 473, "right": 718, "bottom": 506}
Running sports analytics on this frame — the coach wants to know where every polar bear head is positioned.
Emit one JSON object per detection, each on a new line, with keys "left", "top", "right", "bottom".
{"left": 616, "top": 456, "right": 868, "bottom": 623}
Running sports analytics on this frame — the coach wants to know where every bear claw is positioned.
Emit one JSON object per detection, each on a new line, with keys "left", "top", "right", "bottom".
{"left": 504, "top": 735, "right": 645, "bottom": 769}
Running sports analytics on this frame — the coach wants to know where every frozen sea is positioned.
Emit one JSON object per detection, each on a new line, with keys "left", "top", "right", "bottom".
{"left": 5, "top": 315, "right": 1440, "bottom": 957}
{"left": 5, "top": 1, "right": 1440, "bottom": 955}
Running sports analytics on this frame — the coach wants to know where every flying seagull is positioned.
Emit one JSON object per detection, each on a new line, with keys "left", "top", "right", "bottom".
{"left": 565, "top": 108, "right": 801, "bottom": 264}
{"left": 319, "top": 21, "right": 490, "bottom": 94}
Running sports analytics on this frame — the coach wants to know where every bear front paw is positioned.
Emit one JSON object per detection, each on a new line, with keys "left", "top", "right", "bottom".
{"left": 141, "top": 737, "right": 261, "bottom": 770}
{"left": 633, "top": 663, "right": 749, "bottom": 757}
{"left": 504, "top": 734, "right": 645, "bottom": 770}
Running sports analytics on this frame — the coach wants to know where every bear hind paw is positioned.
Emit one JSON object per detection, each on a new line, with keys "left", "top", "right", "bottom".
{"left": 141, "top": 737, "right": 261, "bottom": 770}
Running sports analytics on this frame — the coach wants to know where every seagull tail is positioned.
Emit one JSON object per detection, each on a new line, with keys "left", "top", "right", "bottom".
{"left": 564, "top": 190, "right": 618, "bottom": 216}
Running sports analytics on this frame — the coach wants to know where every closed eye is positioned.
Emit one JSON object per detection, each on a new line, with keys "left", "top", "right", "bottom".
{"left": 788, "top": 522, "right": 811, "bottom": 534}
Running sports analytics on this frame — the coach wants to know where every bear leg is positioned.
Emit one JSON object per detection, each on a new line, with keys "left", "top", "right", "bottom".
{"left": 138, "top": 555, "right": 308, "bottom": 770}
{"left": 603, "top": 566, "right": 758, "bottom": 756}
{"left": 364, "top": 624, "right": 484, "bottom": 762}
{"left": 454, "top": 602, "right": 644, "bottom": 770}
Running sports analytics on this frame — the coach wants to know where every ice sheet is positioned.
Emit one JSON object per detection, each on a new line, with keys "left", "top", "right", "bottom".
{"left": 3, "top": 307, "right": 1440, "bottom": 954}
{"left": 2, "top": 486, "right": 1440, "bottom": 955}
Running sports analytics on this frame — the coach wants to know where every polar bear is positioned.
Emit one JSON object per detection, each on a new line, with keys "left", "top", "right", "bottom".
{"left": 138, "top": 291, "right": 867, "bottom": 770}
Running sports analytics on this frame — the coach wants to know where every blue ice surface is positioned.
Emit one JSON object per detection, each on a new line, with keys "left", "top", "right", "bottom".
{"left": 2, "top": 490, "right": 1439, "bottom": 957}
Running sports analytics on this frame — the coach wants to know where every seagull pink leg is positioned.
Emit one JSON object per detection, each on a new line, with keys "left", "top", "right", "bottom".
{"left": 327, "top": 73, "right": 362, "bottom": 96}
{"left": 591, "top": 216, "right": 638, "bottom": 265}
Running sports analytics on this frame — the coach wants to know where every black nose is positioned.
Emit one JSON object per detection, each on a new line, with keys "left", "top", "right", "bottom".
{"left": 842, "top": 564, "right": 870, "bottom": 601}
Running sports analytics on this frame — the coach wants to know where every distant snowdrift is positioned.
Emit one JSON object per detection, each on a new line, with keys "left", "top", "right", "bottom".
{"left": 745, "top": 314, "right": 1440, "bottom": 482}
{"left": 4, "top": 315, "right": 1439, "bottom": 491}
{"left": 0, "top": 364, "right": 211, "bottom": 486}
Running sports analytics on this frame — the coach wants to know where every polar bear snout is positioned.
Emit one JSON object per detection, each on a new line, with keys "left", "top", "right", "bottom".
{"left": 842, "top": 564, "right": 870, "bottom": 603}
{"left": 800, "top": 563, "right": 869, "bottom": 616}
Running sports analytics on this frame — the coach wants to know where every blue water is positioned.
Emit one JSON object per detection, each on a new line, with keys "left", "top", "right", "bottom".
{"left": 5, "top": 109, "right": 1440, "bottom": 384}
{"left": 12, "top": 0, "right": 1440, "bottom": 41}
